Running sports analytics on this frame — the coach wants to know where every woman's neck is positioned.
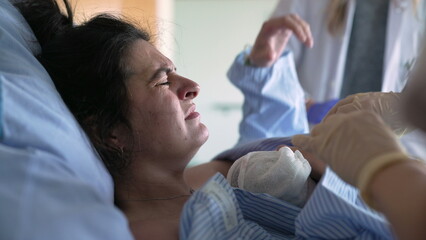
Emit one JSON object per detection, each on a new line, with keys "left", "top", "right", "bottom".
{"left": 114, "top": 160, "right": 192, "bottom": 221}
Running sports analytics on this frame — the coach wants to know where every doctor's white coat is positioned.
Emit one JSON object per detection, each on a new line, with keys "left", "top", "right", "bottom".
{"left": 272, "top": 0, "right": 425, "bottom": 102}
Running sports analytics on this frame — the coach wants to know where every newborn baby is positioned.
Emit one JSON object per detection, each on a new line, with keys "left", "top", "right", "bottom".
{"left": 227, "top": 147, "right": 316, "bottom": 207}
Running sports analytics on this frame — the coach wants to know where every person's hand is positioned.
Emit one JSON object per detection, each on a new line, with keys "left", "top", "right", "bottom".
{"left": 292, "top": 111, "right": 407, "bottom": 187}
{"left": 248, "top": 14, "right": 313, "bottom": 67}
{"left": 324, "top": 92, "right": 410, "bottom": 136}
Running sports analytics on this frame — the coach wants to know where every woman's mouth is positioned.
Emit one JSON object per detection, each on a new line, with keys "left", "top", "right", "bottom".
{"left": 185, "top": 111, "right": 200, "bottom": 120}
{"left": 185, "top": 105, "right": 200, "bottom": 120}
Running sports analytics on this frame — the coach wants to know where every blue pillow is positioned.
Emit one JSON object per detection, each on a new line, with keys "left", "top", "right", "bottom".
{"left": 0, "top": 1, "right": 132, "bottom": 239}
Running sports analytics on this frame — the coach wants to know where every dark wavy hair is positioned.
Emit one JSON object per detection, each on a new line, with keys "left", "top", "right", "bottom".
{"left": 14, "top": 0, "right": 151, "bottom": 178}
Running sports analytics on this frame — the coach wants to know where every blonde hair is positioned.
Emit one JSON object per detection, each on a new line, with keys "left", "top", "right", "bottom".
{"left": 327, "top": 0, "right": 420, "bottom": 36}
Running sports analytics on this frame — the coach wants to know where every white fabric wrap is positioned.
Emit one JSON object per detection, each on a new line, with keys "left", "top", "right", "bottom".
{"left": 227, "top": 147, "right": 315, "bottom": 207}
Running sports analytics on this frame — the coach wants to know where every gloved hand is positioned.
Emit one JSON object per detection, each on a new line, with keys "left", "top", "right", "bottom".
{"left": 324, "top": 92, "right": 410, "bottom": 136}
{"left": 292, "top": 111, "right": 409, "bottom": 193}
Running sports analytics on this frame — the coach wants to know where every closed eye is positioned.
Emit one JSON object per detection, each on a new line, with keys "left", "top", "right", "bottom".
{"left": 157, "top": 81, "right": 171, "bottom": 86}
{"left": 151, "top": 66, "right": 176, "bottom": 82}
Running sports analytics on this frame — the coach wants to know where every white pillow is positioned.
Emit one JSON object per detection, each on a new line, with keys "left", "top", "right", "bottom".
{"left": 0, "top": 0, "right": 132, "bottom": 239}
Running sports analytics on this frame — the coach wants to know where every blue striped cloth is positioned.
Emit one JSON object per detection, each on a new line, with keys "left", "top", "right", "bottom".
{"left": 180, "top": 173, "right": 300, "bottom": 240}
{"left": 180, "top": 171, "right": 394, "bottom": 239}
{"left": 296, "top": 168, "right": 393, "bottom": 239}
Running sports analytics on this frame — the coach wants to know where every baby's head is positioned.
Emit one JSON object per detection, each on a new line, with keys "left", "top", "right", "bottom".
{"left": 227, "top": 147, "right": 316, "bottom": 207}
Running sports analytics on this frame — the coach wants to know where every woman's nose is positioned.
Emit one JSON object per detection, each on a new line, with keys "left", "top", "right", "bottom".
{"left": 177, "top": 77, "right": 200, "bottom": 100}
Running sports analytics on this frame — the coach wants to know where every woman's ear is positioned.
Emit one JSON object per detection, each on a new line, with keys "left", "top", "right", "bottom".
{"left": 83, "top": 115, "right": 125, "bottom": 148}
{"left": 107, "top": 124, "right": 129, "bottom": 150}
{"left": 106, "top": 134, "right": 121, "bottom": 148}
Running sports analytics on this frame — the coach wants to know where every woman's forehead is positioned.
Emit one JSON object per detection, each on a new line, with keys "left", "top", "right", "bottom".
{"left": 126, "top": 40, "right": 174, "bottom": 76}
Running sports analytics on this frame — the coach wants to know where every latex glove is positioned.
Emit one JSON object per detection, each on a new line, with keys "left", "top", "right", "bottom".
{"left": 249, "top": 14, "right": 313, "bottom": 67}
{"left": 292, "top": 111, "right": 408, "bottom": 189}
{"left": 324, "top": 92, "right": 410, "bottom": 136}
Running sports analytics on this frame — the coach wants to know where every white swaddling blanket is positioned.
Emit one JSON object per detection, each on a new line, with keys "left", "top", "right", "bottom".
{"left": 227, "top": 147, "right": 316, "bottom": 207}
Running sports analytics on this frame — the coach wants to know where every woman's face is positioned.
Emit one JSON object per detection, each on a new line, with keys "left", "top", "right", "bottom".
{"left": 120, "top": 40, "right": 209, "bottom": 168}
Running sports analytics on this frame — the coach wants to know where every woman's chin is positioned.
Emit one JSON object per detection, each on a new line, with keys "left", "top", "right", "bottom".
{"left": 198, "top": 123, "right": 210, "bottom": 145}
